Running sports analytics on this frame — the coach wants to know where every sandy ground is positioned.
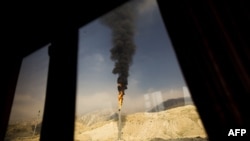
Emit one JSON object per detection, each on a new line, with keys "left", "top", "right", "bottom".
{"left": 74, "top": 105, "right": 208, "bottom": 141}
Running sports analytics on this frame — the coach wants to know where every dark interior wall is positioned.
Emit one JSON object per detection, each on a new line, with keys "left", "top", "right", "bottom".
{"left": 1, "top": 1, "right": 129, "bottom": 141}
{"left": 0, "top": 58, "right": 22, "bottom": 141}
{"left": 1, "top": 0, "right": 250, "bottom": 141}
{"left": 157, "top": 0, "right": 250, "bottom": 140}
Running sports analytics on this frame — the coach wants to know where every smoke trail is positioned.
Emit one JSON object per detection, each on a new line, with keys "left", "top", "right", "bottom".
{"left": 101, "top": 1, "right": 139, "bottom": 90}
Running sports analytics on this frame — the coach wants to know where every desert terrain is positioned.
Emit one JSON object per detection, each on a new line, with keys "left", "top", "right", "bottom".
{"left": 5, "top": 105, "right": 208, "bottom": 141}
{"left": 75, "top": 105, "right": 207, "bottom": 141}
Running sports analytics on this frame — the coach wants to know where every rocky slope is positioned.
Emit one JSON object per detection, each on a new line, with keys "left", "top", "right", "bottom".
{"left": 75, "top": 105, "right": 208, "bottom": 141}
{"left": 5, "top": 105, "right": 208, "bottom": 141}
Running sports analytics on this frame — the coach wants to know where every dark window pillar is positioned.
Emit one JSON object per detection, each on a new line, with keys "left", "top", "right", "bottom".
{"left": 40, "top": 24, "right": 78, "bottom": 141}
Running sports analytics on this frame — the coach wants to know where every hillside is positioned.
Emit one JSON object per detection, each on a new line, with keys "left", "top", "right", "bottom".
{"left": 4, "top": 122, "right": 41, "bottom": 141}
{"left": 75, "top": 105, "right": 208, "bottom": 141}
{"left": 5, "top": 105, "right": 207, "bottom": 141}
{"left": 149, "top": 97, "right": 193, "bottom": 112}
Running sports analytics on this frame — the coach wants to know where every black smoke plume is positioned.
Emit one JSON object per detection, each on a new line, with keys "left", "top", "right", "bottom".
{"left": 101, "top": 1, "right": 139, "bottom": 91}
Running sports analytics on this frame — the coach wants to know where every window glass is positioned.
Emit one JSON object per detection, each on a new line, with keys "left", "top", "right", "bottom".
{"left": 76, "top": 0, "right": 207, "bottom": 140}
{"left": 5, "top": 45, "right": 49, "bottom": 141}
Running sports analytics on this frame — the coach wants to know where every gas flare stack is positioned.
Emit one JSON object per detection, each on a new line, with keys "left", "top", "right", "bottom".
{"left": 118, "top": 83, "right": 126, "bottom": 111}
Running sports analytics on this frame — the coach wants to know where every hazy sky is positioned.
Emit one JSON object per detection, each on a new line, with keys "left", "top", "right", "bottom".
{"left": 9, "top": 46, "right": 49, "bottom": 122}
{"left": 9, "top": 0, "right": 189, "bottom": 122}
{"left": 76, "top": 0, "right": 187, "bottom": 115}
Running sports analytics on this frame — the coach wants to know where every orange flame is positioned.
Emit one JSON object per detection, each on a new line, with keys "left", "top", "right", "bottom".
{"left": 118, "top": 83, "right": 125, "bottom": 111}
